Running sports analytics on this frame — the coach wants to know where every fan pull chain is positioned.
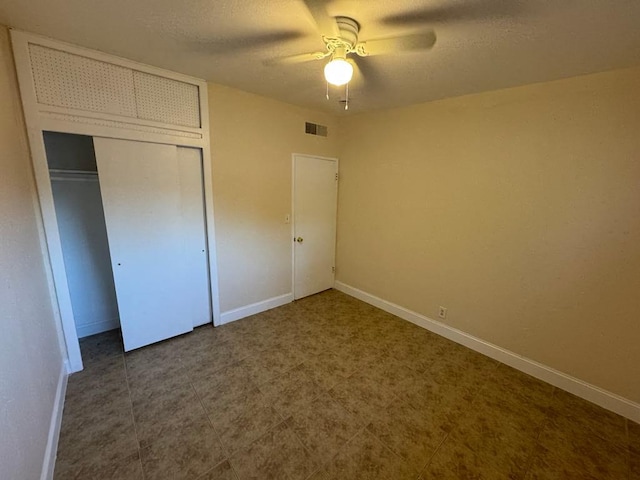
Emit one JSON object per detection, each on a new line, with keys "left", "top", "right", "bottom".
{"left": 326, "top": 82, "right": 329, "bottom": 100}
{"left": 344, "top": 83, "right": 349, "bottom": 110}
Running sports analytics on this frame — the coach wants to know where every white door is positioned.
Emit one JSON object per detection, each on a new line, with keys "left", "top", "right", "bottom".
{"left": 293, "top": 155, "right": 338, "bottom": 299}
{"left": 177, "top": 147, "right": 211, "bottom": 327}
{"left": 94, "top": 138, "right": 194, "bottom": 351}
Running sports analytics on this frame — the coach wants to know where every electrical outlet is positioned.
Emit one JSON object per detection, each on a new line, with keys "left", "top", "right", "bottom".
{"left": 438, "top": 306, "right": 447, "bottom": 319}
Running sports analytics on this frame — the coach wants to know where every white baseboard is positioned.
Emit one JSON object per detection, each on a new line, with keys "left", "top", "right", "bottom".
{"left": 76, "top": 318, "right": 119, "bottom": 339}
{"left": 40, "top": 361, "right": 68, "bottom": 480}
{"left": 220, "top": 293, "right": 294, "bottom": 325}
{"left": 334, "top": 281, "right": 640, "bottom": 423}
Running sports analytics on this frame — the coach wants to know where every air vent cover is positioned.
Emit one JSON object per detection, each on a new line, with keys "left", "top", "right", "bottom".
{"left": 28, "top": 43, "right": 201, "bottom": 128}
{"left": 305, "top": 122, "right": 328, "bottom": 137}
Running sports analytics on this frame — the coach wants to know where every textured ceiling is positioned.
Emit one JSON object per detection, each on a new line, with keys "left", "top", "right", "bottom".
{"left": 1, "top": 0, "right": 640, "bottom": 114}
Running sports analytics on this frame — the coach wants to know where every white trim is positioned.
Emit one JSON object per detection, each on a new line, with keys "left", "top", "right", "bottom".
{"left": 290, "top": 156, "right": 296, "bottom": 302}
{"left": 334, "top": 281, "right": 640, "bottom": 423}
{"left": 40, "top": 361, "right": 68, "bottom": 480}
{"left": 39, "top": 105, "right": 204, "bottom": 134}
{"left": 29, "top": 123, "right": 85, "bottom": 374}
{"left": 76, "top": 319, "right": 120, "bottom": 339}
{"left": 220, "top": 293, "right": 293, "bottom": 325}
{"left": 199, "top": 87, "right": 222, "bottom": 328}
{"left": 11, "top": 29, "right": 84, "bottom": 373}
{"left": 38, "top": 113, "right": 204, "bottom": 146}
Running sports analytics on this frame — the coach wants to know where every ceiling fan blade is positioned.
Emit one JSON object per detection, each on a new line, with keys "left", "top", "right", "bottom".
{"left": 186, "top": 31, "right": 305, "bottom": 54}
{"left": 350, "top": 56, "right": 386, "bottom": 90}
{"left": 382, "top": 0, "right": 523, "bottom": 26}
{"left": 264, "top": 51, "right": 329, "bottom": 66}
{"left": 301, "top": 0, "right": 340, "bottom": 37}
{"left": 356, "top": 31, "right": 436, "bottom": 57}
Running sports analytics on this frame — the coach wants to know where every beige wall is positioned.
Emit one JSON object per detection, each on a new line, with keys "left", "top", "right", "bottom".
{"left": 208, "top": 84, "right": 339, "bottom": 312}
{"left": 0, "top": 26, "right": 64, "bottom": 479}
{"left": 336, "top": 66, "right": 640, "bottom": 403}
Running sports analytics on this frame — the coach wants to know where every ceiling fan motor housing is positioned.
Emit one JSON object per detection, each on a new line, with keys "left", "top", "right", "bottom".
{"left": 321, "top": 16, "right": 360, "bottom": 59}
{"left": 335, "top": 17, "right": 360, "bottom": 48}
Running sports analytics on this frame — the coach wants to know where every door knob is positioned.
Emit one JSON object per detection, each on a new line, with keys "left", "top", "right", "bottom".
{"left": 295, "top": 237, "right": 304, "bottom": 243}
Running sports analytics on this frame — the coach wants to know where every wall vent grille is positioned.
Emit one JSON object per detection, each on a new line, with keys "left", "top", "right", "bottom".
{"left": 305, "top": 122, "right": 328, "bottom": 137}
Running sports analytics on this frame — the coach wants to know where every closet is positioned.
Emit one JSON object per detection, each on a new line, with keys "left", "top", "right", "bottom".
{"left": 45, "top": 132, "right": 211, "bottom": 351}
{"left": 13, "top": 30, "right": 220, "bottom": 368}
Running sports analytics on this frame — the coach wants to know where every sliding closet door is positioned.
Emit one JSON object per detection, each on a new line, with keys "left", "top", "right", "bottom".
{"left": 177, "top": 147, "right": 211, "bottom": 327}
{"left": 93, "top": 138, "right": 193, "bottom": 351}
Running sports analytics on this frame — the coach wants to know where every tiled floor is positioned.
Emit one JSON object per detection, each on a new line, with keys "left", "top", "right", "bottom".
{"left": 55, "top": 289, "right": 639, "bottom": 480}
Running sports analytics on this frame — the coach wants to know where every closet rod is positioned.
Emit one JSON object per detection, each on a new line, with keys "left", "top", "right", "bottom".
{"left": 50, "top": 169, "right": 99, "bottom": 183}
{"left": 49, "top": 168, "right": 98, "bottom": 176}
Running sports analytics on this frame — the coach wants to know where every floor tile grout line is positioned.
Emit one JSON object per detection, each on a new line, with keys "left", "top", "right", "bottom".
{"left": 448, "top": 375, "right": 556, "bottom": 479}
{"left": 281, "top": 413, "right": 327, "bottom": 480}
{"left": 189, "top": 359, "right": 297, "bottom": 468}
{"left": 362, "top": 422, "right": 424, "bottom": 478}
{"left": 189, "top": 379, "right": 238, "bottom": 477}
{"left": 302, "top": 424, "right": 369, "bottom": 480}
{"left": 625, "top": 417, "right": 630, "bottom": 446}
{"left": 193, "top": 458, "right": 240, "bottom": 480}
{"left": 417, "top": 432, "right": 450, "bottom": 479}
{"left": 520, "top": 409, "right": 556, "bottom": 479}
{"left": 284, "top": 361, "right": 371, "bottom": 452}
{"left": 249, "top": 360, "right": 308, "bottom": 392}
{"left": 626, "top": 419, "right": 635, "bottom": 480}
{"left": 121, "top": 351, "right": 147, "bottom": 480}
{"left": 256, "top": 379, "right": 326, "bottom": 417}
{"left": 223, "top": 415, "right": 296, "bottom": 475}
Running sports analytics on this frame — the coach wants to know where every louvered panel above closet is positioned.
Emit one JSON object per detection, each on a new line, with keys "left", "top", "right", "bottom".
{"left": 28, "top": 43, "right": 201, "bottom": 128}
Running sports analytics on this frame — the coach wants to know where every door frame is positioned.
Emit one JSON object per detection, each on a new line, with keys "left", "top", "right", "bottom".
{"left": 291, "top": 153, "right": 339, "bottom": 300}
{"left": 11, "top": 30, "right": 222, "bottom": 373}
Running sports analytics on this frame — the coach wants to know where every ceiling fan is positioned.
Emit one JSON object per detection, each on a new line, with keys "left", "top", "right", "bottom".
{"left": 266, "top": 0, "right": 437, "bottom": 109}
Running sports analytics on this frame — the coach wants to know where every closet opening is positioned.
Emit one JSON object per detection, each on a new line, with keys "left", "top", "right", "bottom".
{"left": 44, "top": 131, "right": 122, "bottom": 353}
{"left": 43, "top": 131, "right": 213, "bottom": 358}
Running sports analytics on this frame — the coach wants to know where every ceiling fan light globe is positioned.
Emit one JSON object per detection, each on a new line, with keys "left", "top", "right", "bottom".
{"left": 324, "top": 58, "right": 353, "bottom": 86}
